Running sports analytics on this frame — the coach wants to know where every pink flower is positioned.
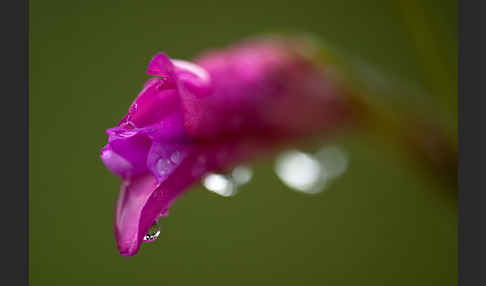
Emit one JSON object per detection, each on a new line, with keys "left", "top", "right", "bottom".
{"left": 100, "top": 36, "right": 350, "bottom": 256}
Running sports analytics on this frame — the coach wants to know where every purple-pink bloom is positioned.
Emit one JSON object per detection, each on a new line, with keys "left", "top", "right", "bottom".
{"left": 101, "top": 36, "right": 350, "bottom": 256}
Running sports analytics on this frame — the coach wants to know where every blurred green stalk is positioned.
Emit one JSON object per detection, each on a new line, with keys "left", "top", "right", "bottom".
{"left": 307, "top": 35, "right": 457, "bottom": 199}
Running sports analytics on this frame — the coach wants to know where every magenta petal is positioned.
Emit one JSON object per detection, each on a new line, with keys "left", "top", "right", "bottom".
{"left": 146, "top": 53, "right": 175, "bottom": 78}
{"left": 173, "top": 59, "right": 212, "bottom": 98}
{"left": 103, "top": 36, "right": 351, "bottom": 257}
{"left": 181, "top": 40, "right": 348, "bottom": 140}
{"left": 144, "top": 113, "right": 186, "bottom": 141}
{"left": 146, "top": 141, "right": 190, "bottom": 182}
{"left": 101, "top": 146, "right": 133, "bottom": 177}
{"left": 114, "top": 174, "right": 158, "bottom": 256}
{"left": 121, "top": 78, "right": 180, "bottom": 128}
{"left": 103, "top": 130, "right": 152, "bottom": 178}
{"left": 114, "top": 140, "right": 254, "bottom": 256}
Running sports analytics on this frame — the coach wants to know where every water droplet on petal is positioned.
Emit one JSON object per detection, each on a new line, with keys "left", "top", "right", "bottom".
{"left": 120, "top": 121, "right": 137, "bottom": 130}
{"left": 170, "top": 151, "right": 182, "bottom": 164}
{"left": 156, "top": 158, "right": 172, "bottom": 176}
{"left": 143, "top": 220, "right": 161, "bottom": 242}
{"left": 129, "top": 103, "right": 138, "bottom": 114}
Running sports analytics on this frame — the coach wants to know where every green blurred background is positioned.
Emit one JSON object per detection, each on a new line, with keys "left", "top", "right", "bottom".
{"left": 30, "top": 0, "right": 457, "bottom": 285}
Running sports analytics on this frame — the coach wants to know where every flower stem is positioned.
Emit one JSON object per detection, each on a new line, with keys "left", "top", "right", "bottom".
{"left": 312, "top": 38, "right": 457, "bottom": 198}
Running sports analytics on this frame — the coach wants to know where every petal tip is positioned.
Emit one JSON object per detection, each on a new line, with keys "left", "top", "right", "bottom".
{"left": 147, "top": 53, "right": 175, "bottom": 77}
{"left": 117, "top": 242, "right": 141, "bottom": 257}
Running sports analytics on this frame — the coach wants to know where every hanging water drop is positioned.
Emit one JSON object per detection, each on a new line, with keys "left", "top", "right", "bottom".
{"left": 143, "top": 220, "right": 161, "bottom": 242}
